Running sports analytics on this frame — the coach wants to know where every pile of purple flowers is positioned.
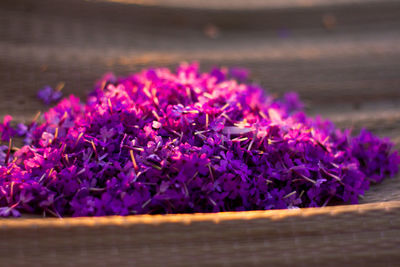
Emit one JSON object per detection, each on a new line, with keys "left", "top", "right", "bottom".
{"left": 0, "top": 63, "right": 399, "bottom": 217}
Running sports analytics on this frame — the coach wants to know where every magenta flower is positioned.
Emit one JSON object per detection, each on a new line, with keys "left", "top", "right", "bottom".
{"left": 0, "top": 115, "right": 15, "bottom": 142}
{"left": 0, "top": 63, "right": 398, "bottom": 217}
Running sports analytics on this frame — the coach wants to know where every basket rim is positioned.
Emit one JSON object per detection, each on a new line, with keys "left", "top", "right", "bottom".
{"left": 1, "top": 200, "right": 399, "bottom": 229}
{"left": 90, "top": 0, "right": 397, "bottom": 11}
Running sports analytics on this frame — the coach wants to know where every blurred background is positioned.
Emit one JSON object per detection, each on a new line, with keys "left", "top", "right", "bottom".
{"left": 1, "top": 0, "right": 400, "bottom": 172}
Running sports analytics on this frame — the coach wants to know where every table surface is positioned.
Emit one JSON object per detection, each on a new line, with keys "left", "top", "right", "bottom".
{"left": 1, "top": 0, "right": 400, "bottom": 266}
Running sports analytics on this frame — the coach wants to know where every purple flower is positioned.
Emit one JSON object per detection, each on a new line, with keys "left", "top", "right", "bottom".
{"left": 229, "top": 67, "right": 249, "bottom": 82}
{"left": 0, "top": 115, "right": 15, "bottom": 142}
{"left": 0, "top": 63, "right": 397, "bottom": 217}
{"left": 282, "top": 92, "right": 304, "bottom": 113}
{"left": 0, "top": 206, "right": 21, "bottom": 217}
{"left": 351, "top": 129, "right": 400, "bottom": 183}
{"left": 38, "top": 86, "right": 63, "bottom": 105}
{"left": 15, "top": 123, "right": 28, "bottom": 136}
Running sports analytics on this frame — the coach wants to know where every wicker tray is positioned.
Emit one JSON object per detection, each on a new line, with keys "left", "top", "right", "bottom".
{"left": 1, "top": 0, "right": 400, "bottom": 266}
{"left": 0, "top": 201, "right": 399, "bottom": 266}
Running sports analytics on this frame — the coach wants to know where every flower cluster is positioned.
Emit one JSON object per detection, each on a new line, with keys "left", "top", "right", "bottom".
{"left": 0, "top": 63, "right": 398, "bottom": 217}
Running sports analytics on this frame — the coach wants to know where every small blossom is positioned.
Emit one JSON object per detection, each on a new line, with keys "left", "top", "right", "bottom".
{"left": 38, "top": 86, "right": 63, "bottom": 105}
{"left": 0, "top": 115, "right": 15, "bottom": 142}
{"left": 229, "top": 67, "right": 249, "bottom": 82}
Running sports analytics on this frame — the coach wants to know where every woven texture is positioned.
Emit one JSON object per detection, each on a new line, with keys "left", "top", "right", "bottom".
{"left": 1, "top": 0, "right": 400, "bottom": 266}
{"left": 1, "top": 201, "right": 400, "bottom": 266}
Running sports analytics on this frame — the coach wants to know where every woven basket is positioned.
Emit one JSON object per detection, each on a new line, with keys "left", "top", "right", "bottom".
{"left": 1, "top": 0, "right": 400, "bottom": 266}
{"left": 1, "top": 201, "right": 400, "bottom": 266}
